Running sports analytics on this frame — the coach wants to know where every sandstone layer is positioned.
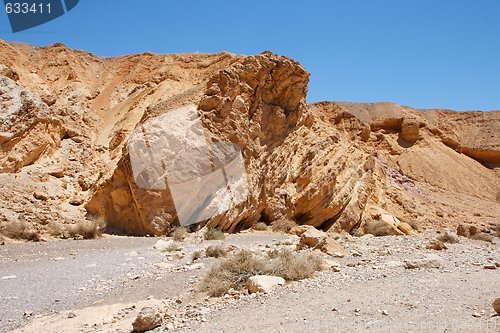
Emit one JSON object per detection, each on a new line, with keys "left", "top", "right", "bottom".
{"left": 0, "top": 41, "right": 498, "bottom": 240}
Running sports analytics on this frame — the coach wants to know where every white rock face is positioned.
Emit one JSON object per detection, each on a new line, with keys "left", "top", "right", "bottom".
{"left": 128, "top": 104, "right": 248, "bottom": 226}
{"left": 246, "top": 275, "right": 285, "bottom": 293}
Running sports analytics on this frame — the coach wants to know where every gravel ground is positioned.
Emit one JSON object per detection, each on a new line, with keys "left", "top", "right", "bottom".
{"left": 1, "top": 231, "right": 499, "bottom": 333}
{"left": 175, "top": 233, "right": 500, "bottom": 333}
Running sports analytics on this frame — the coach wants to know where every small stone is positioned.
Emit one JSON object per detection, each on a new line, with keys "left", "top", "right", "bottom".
{"left": 33, "top": 191, "right": 49, "bottom": 201}
{"left": 351, "top": 250, "right": 362, "bottom": 257}
{"left": 493, "top": 298, "right": 500, "bottom": 313}
{"left": 23, "top": 311, "right": 33, "bottom": 317}
{"left": 354, "top": 308, "right": 361, "bottom": 313}
{"left": 1, "top": 275, "right": 17, "bottom": 280}
{"left": 154, "top": 262, "right": 175, "bottom": 270}
{"left": 483, "top": 264, "right": 496, "bottom": 270}
{"left": 132, "top": 307, "right": 162, "bottom": 332}
{"left": 472, "top": 312, "right": 481, "bottom": 318}
{"left": 186, "top": 263, "right": 205, "bottom": 270}
{"left": 69, "top": 196, "right": 85, "bottom": 206}
{"left": 381, "top": 310, "right": 389, "bottom": 316}
{"left": 67, "top": 312, "right": 76, "bottom": 318}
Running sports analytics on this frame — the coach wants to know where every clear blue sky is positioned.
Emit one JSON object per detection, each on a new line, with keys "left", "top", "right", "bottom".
{"left": 1, "top": 0, "right": 499, "bottom": 110}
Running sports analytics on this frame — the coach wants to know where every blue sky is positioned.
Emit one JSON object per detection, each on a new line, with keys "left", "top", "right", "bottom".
{"left": 1, "top": 0, "right": 499, "bottom": 110}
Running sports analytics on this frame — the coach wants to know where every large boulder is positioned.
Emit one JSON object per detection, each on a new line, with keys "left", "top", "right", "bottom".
{"left": 364, "top": 213, "right": 405, "bottom": 236}
{"left": 296, "top": 225, "right": 347, "bottom": 257}
{"left": 456, "top": 224, "right": 479, "bottom": 238}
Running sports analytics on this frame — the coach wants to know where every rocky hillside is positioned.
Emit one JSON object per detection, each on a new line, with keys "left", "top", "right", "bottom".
{"left": 0, "top": 41, "right": 498, "bottom": 241}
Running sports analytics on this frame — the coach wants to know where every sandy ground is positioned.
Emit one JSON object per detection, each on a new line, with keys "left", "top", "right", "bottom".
{"left": 1, "top": 231, "right": 499, "bottom": 333}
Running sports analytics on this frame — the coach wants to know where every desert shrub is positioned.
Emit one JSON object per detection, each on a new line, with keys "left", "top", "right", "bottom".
{"left": 46, "top": 222, "right": 65, "bottom": 238}
{"left": 204, "top": 227, "right": 225, "bottom": 240}
{"left": 199, "top": 249, "right": 323, "bottom": 297}
{"left": 271, "top": 219, "right": 297, "bottom": 233}
{"left": 163, "top": 242, "right": 182, "bottom": 252}
{"left": 192, "top": 250, "right": 202, "bottom": 261}
{"left": 172, "top": 227, "right": 187, "bottom": 242}
{"left": 266, "top": 249, "right": 323, "bottom": 281}
{"left": 199, "top": 250, "right": 266, "bottom": 297}
{"left": 252, "top": 222, "right": 268, "bottom": 231}
{"left": 437, "top": 232, "right": 459, "bottom": 244}
{"left": 267, "top": 249, "right": 281, "bottom": 259}
{"left": 64, "top": 216, "right": 106, "bottom": 240}
{"left": 1, "top": 220, "right": 40, "bottom": 242}
{"left": 205, "top": 245, "right": 227, "bottom": 258}
{"left": 66, "top": 219, "right": 102, "bottom": 239}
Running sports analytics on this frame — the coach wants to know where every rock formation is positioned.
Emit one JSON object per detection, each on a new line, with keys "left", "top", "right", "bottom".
{"left": 0, "top": 41, "right": 498, "bottom": 240}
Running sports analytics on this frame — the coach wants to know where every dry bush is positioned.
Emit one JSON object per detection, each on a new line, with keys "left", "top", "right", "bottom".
{"left": 66, "top": 219, "right": 102, "bottom": 239}
{"left": 163, "top": 243, "right": 182, "bottom": 252}
{"left": 199, "top": 249, "right": 323, "bottom": 297}
{"left": 204, "top": 227, "right": 225, "bottom": 240}
{"left": 266, "top": 249, "right": 323, "bottom": 281}
{"left": 437, "top": 232, "right": 460, "bottom": 244}
{"left": 1, "top": 220, "right": 40, "bottom": 242}
{"left": 46, "top": 222, "right": 70, "bottom": 239}
{"left": 252, "top": 222, "right": 268, "bottom": 231}
{"left": 192, "top": 250, "right": 202, "bottom": 261}
{"left": 205, "top": 245, "right": 227, "bottom": 258}
{"left": 199, "top": 250, "right": 266, "bottom": 297}
{"left": 271, "top": 219, "right": 297, "bottom": 233}
{"left": 172, "top": 227, "right": 187, "bottom": 242}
